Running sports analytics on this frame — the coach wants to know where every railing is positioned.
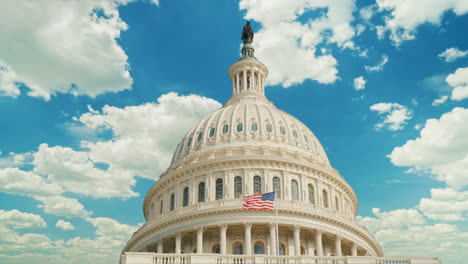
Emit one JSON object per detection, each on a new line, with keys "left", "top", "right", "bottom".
{"left": 121, "top": 253, "right": 440, "bottom": 264}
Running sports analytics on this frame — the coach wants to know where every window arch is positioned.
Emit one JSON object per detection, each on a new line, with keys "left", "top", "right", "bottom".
{"left": 198, "top": 182, "right": 205, "bottom": 203}
{"left": 216, "top": 178, "right": 224, "bottom": 200}
{"left": 212, "top": 243, "right": 220, "bottom": 254}
{"left": 335, "top": 196, "right": 340, "bottom": 211}
{"left": 251, "top": 122, "right": 258, "bottom": 132}
{"left": 278, "top": 242, "right": 286, "bottom": 256}
{"left": 253, "top": 176, "right": 262, "bottom": 195}
{"left": 222, "top": 124, "right": 229, "bottom": 134}
{"left": 266, "top": 123, "right": 273, "bottom": 133}
{"left": 209, "top": 127, "right": 215, "bottom": 137}
{"left": 236, "top": 122, "right": 243, "bottom": 132}
{"left": 292, "top": 129, "right": 298, "bottom": 138}
{"left": 323, "top": 189, "right": 329, "bottom": 208}
{"left": 254, "top": 241, "right": 265, "bottom": 254}
{"left": 197, "top": 132, "right": 203, "bottom": 142}
{"left": 170, "top": 193, "right": 175, "bottom": 211}
{"left": 183, "top": 187, "right": 189, "bottom": 207}
{"left": 291, "top": 180, "right": 299, "bottom": 201}
{"left": 232, "top": 242, "right": 243, "bottom": 255}
{"left": 308, "top": 184, "right": 315, "bottom": 204}
{"left": 272, "top": 177, "right": 281, "bottom": 199}
{"left": 280, "top": 126, "right": 286, "bottom": 135}
{"left": 234, "top": 176, "right": 243, "bottom": 198}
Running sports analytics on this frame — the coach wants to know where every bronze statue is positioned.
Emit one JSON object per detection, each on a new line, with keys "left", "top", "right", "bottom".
{"left": 241, "top": 21, "right": 254, "bottom": 44}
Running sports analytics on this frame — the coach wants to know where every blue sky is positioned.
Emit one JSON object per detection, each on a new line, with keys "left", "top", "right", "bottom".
{"left": 0, "top": 0, "right": 467, "bottom": 263}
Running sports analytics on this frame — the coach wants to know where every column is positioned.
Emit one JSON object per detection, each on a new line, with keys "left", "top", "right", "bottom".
{"left": 335, "top": 235, "right": 342, "bottom": 257}
{"left": 294, "top": 225, "right": 301, "bottom": 256}
{"left": 315, "top": 230, "right": 323, "bottom": 257}
{"left": 232, "top": 77, "right": 235, "bottom": 95}
{"left": 196, "top": 227, "right": 203, "bottom": 254}
{"left": 351, "top": 242, "right": 357, "bottom": 256}
{"left": 220, "top": 224, "right": 227, "bottom": 255}
{"left": 175, "top": 233, "right": 181, "bottom": 254}
{"left": 244, "top": 223, "right": 252, "bottom": 255}
{"left": 236, "top": 72, "right": 240, "bottom": 93}
{"left": 269, "top": 223, "right": 277, "bottom": 255}
{"left": 242, "top": 70, "right": 247, "bottom": 91}
{"left": 157, "top": 239, "right": 163, "bottom": 253}
{"left": 250, "top": 70, "right": 254, "bottom": 91}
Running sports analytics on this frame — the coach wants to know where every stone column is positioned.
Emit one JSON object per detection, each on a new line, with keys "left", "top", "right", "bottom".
{"left": 236, "top": 72, "right": 240, "bottom": 93}
{"left": 269, "top": 223, "right": 277, "bottom": 255}
{"left": 175, "top": 233, "right": 181, "bottom": 254}
{"left": 220, "top": 224, "right": 227, "bottom": 255}
{"left": 294, "top": 225, "right": 301, "bottom": 256}
{"left": 244, "top": 223, "right": 252, "bottom": 255}
{"left": 157, "top": 239, "right": 163, "bottom": 253}
{"left": 351, "top": 243, "right": 357, "bottom": 256}
{"left": 196, "top": 227, "right": 203, "bottom": 254}
{"left": 315, "top": 230, "right": 323, "bottom": 257}
{"left": 242, "top": 70, "right": 247, "bottom": 91}
{"left": 250, "top": 70, "right": 254, "bottom": 90}
{"left": 335, "top": 235, "right": 342, "bottom": 257}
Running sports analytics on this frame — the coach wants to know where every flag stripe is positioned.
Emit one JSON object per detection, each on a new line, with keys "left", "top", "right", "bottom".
{"left": 242, "top": 192, "right": 275, "bottom": 210}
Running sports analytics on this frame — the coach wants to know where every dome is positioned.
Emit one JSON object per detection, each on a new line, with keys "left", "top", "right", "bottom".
{"left": 122, "top": 23, "right": 383, "bottom": 260}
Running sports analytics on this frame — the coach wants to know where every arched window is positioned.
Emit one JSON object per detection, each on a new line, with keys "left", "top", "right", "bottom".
{"left": 212, "top": 243, "right": 220, "bottom": 254}
{"left": 236, "top": 122, "right": 243, "bottom": 132}
{"left": 197, "top": 132, "right": 203, "bottom": 142}
{"left": 254, "top": 242, "right": 265, "bottom": 254}
{"left": 266, "top": 123, "right": 272, "bottom": 133}
{"left": 279, "top": 243, "right": 286, "bottom": 256}
{"left": 253, "top": 176, "right": 262, "bottom": 195}
{"left": 251, "top": 122, "right": 258, "bottom": 132}
{"left": 170, "top": 193, "right": 175, "bottom": 211}
{"left": 198, "top": 182, "right": 205, "bottom": 203}
{"left": 209, "top": 127, "right": 215, "bottom": 137}
{"left": 234, "top": 176, "right": 243, "bottom": 198}
{"left": 280, "top": 126, "right": 286, "bottom": 135}
{"left": 292, "top": 129, "right": 298, "bottom": 138}
{"left": 187, "top": 137, "right": 192, "bottom": 147}
{"left": 216, "top": 178, "right": 224, "bottom": 200}
{"left": 303, "top": 135, "right": 309, "bottom": 143}
{"left": 308, "top": 184, "right": 315, "bottom": 204}
{"left": 183, "top": 187, "right": 189, "bottom": 207}
{"left": 301, "top": 246, "right": 306, "bottom": 255}
{"left": 222, "top": 124, "right": 229, "bottom": 134}
{"left": 159, "top": 200, "right": 163, "bottom": 214}
{"left": 323, "top": 189, "right": 329, "bottom": 208}
{"left": 335, "top": 196, "right": 340, "bottom": 211}
{"left": 291, "top": 180, "right": 299, "bottom": 201}
{"left": 232, "top": 242, "right": 243, "bottom": 255}
{"left": 273, "top": 177, "right": 281, "bottom": 199}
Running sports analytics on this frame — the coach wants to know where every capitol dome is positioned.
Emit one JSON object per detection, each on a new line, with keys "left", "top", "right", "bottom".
{"left": 121, "top": 23, "right": 386, "bottom": 261}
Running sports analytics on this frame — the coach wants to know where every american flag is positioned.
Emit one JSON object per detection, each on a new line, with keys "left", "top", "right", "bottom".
{"left": 242, "top": 192, "right": 275, "bottom": 210}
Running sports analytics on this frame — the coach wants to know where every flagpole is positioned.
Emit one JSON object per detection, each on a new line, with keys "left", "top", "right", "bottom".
{"left": 275, "top": 193, "right": 280, "bottom": 257}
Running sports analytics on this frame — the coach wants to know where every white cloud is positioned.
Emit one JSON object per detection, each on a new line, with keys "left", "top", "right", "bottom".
{"left": 239, "top": 0, "right": 357, "bottom": 87}
{"left": 0, "top": 0, "right": 153, "bottom": 100}
{"left": 0, "top": 167, "right": 62, "bottom": 197}
{"left": 432, "top": 95, "right": 449, "bottom": 106}
{"left": 389, "top": 107, "right": 468, "bottom": 189}
{"left": 376, "top": 0, "right": 468, "bottom": 45}
{"left": 370, "top": 102, "right": 412, "bottom": 131}
{"left": 35, "top": 196, "right": 90, "bottom": 218}
{"left": 0, "top": 209, "right": 46, "bottom": 229}
{"left": 353, "top": 76, "right": 366, "bottom": 90}
{"left": 438, "top": 47, "right": 468, "bottom": 62}
{"left": 56, "top": 220, "right": 75, "bottom": 231}
{"left": 446, "top": 67, "right": 468, "bottom": 101}
{"left": 357, "top": 208, "right": 425, "bottom": 233}
{"left": 365, "top": 55, "right": 388, "bottom": 72}
{"left": 419, "top": 188, "right": 468, "bottom": 222}
{"left": 86, "top": 217, "right": 138, "bottom": 240}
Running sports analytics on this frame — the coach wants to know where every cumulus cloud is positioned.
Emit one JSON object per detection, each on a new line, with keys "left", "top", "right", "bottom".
{"left": 56, "top": 220, "right": 75, "bottom": 231}
{"left": 389, "top": 107, "right": 468, "bottom": 189}
{"left": 446, "top": 67, "right": 468, "bottom": 101}
{"left": 239, "top": 0, "right": 358, "bottom": 87}
{"left": 432, "top": 95, "right": 449, "bottom": 106}
{"left": 353, "top": 76, "right": 366, "bottom": 90}
{"left": 0, "top": 167, "right": 62, "bottom": 197}
{"left": 86, "top": 217, "right": 138, "bottom": 240}
{"left": 0, "top": 209, "right": 46, "bottom": 229}
{"left": 35, "top": 196, "right": 90, "bottom": 218}
{"left": 0, "top": 0, "right": 162, "bottom": 99}
{"left": 370, "top": 102, "right": 412, "bottom": 131}
{"left": 438, "top": 47, "right": 468, "bottom": 62}
{"left": 376, "top": 0, "right": 468, "bottom": 45}
{"left": 419, "top": 188, "right": 468, "bottom": 222}
{"left": 365, "top": 55, "right": 388, "bottom": 72}
{"left": 357, "top": 208, "right": 425, "bottom": 233}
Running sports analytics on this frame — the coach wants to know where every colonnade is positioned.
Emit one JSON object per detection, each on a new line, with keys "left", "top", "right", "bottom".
{"left": 232, "top": 68, "right": 265, "bottom": 95}
{"left": 152, "top": 223, "right": 364, "bottom": 257}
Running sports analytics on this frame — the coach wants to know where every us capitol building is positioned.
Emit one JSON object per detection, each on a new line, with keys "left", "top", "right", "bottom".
{"left": 121, "top": 23, "right": 440, "bottom": 264}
